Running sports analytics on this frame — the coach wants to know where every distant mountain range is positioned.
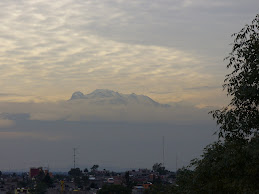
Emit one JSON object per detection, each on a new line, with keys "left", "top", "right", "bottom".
{"left": 69, "top": 89, "right": 170, "bottom": 107}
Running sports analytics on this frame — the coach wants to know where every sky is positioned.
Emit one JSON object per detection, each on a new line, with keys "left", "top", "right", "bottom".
{"left": 0, "top": 0, "right": 258, "bottom": 172}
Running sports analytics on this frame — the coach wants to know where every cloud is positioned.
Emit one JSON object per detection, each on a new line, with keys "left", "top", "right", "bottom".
{"left": 184, "top": 86, "right": 220, "bottom": 91}
{"left": 0, "top": 131, "right": 61, "bottom": 141}
{"left": 0, "top": 94, "right": 213, "bottom": 125}
{"left": 1, "top": 0, "right": 257, "bottom": 105}
{"left": 0, "top": 93, "right": 20, "bottom": 97}
{"left": 0, "top": 119, "right": 15, "bottom": 128}
{"left": 1, "top": 0, "right": 257, "bottom": 171}
{"left": 0, "top": 95, "right": 216, "bottom": 171}
{"left": 0, "top": 99, "right": 218, "bottom": 172}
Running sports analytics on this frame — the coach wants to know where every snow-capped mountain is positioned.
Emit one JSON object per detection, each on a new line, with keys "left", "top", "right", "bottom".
{"left": 69, "top": 89, "right": 170, "bottom": 107}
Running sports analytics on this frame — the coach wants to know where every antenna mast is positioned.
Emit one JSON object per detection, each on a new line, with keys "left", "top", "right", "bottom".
{"left": 162, "top": 136, "right": 165, "bottom": 167}
{"left": 176, "top": 153, "right": 178, "bottom": 172}
{"left": 73, "top": 148, "right": 77, "bottom": 169}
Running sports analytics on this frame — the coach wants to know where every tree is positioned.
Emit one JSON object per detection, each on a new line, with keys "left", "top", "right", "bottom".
{"left": 42, "top": 173, "right": 53, "bottom": 187}
{"left": 84, "top": 168, "right": 88, "bottom": 173}
{"left": 144, "top": 184, "right": 175, "bottom": 194}
{"left": 174, "top": 138, "right": 258, "bottom": 193}
{"left": 194, "top": 138, "right": 259, "bottom": 193}
{"left": 82, "top": 174, "right": 89, "bottom": 187}
{"left": 152, "top": 163, "right": 167, "bottom": 175}
{"left": 174, "top": 168, "right": 195, "bottom": 193}
{"left": 68, "top": 168, "right": 83, "bottom": 188}
{"left": 30, "top": 182, "right": 47, "bottom": 194}
{"left": 36, "top": 169, "right": 45, "bottom": 182}
{"left": 211, "top": 14, "right": 259, "bottom": 140}
{"left": 90, "top": 164, "right": 99, "bottom": 172}
{"left": 68, "top": 168, "right": 83, "bottom": 178}
{"left": 98, "top": 184, "right": 131, "bottom": 194}
{"left": 175, "top": 14, "right": 259, "bottom": 193}
{"left": 124, "top": 171, "right": 130, "bottom": 187}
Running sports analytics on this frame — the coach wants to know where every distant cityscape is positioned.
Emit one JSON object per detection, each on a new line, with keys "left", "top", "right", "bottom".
{"left": 0, "top": 0, "right": 257, "bottom": 193}
{"left": 0, "top": 163, "right": 176, "bottom": 194}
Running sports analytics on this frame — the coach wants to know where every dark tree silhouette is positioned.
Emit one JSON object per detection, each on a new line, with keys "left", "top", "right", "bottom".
{"left": 175, "top": 14, "right": 259, "bottom": 194}
{"left": 211, "top": 14, "right": 259, "bottom": 140}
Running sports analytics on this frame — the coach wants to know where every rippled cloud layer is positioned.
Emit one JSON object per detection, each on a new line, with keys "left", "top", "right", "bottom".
{"left": 1, "top": 0, "right": 257, "bottom": 105}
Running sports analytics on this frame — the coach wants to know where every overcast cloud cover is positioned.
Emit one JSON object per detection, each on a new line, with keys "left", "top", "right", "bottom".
{"left": 0, "top": 0, "right": 258, "bottom": 171}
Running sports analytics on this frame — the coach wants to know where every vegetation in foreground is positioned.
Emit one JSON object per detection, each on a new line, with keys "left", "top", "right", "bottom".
{"left": 0, "top": 13, "right": 258, "bottom": 194}
{"left": 174, "top": 14, "right": 259, "bottom": 194}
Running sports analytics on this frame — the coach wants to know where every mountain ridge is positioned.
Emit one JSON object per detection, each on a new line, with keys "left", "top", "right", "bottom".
{"left": 69, "top": 89, "right": 170, "bottom": 107}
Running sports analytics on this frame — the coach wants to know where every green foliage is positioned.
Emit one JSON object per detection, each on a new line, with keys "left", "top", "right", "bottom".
{"left": 74, "top": 176, "right": 82, "bottom": 188}
{"left": 123, "top": 171, "right": 137, "bottom": 189}
{"left": 179, "top": 137, "right": 259, "bottom": 193}
{"left": 68, "top": 168, "right": 89, "bottom": 188}
{"left": 211, "top": 14, "right": 259, "bottom": 140}
{"left": 90, "top": 182, "right": 98, "bottom": 189}
{"left": 82, "top": 174, "right": 89, "bottom": 186}
{"left": 36, "top": 170, "right": 45, "bottom": 182}
{"left": 30, "top": 182, "right": 48, "bottom": 194}
{"left": 18, "top": 180, "right": 30, "bottom": 188}
{"left": 175, "top": 168, "right": 195, "bottom": 193}
{"left": 175, "top": 14, "right": 259, "bottom": 194}
{"left": 53, "top": 174, "right": 67, "bottom": 181}
{"left": 68, "top": 167, "right": 83, "bottom": 178}
{"left": 91, "top": 164, "right": 99, "bottom": 172}
{"left": 124, "top": 171, "right": 130, "bottom": 187}
{"left": 28, "top": 171, "right": 54, "bottom": 193}
{"left": 144, "top": 184, "right": 176, "bottom": 194}
{"left": 42, "top": 173, "right": 53, "bottom": 187}
{"left": 98, "top": 184, "right": 131, "bottom": 194}
{"left": 152, "top": 163, "right": 168, "bottom": 175}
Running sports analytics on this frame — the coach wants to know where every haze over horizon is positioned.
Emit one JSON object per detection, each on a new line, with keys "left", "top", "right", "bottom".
{"left": 0, "top": 0, "right": 258, "bottom": 172}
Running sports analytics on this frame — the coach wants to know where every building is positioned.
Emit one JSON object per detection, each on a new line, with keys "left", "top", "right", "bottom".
{"left": 29, "top": 167, "right": 43, "bottom": 178}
